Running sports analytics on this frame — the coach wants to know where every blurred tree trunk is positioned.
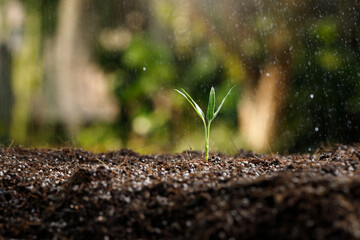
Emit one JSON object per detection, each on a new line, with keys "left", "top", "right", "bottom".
{"left": 239, "top": 63, "right": 288, "bottom": 152}
{"left": 54, "top": 0, "right": 83, "bottom": 132}
{"left": 0, "top": 43, "right": 13, "bottom": 142}
{"left": 9, "top": 0, "right": 42, "bottom": 144}
{"left": 52, "top": 0, "right": 118, "bottom": 134}
{"left": 0, "top": 0, "right": 26, "bottom": 144}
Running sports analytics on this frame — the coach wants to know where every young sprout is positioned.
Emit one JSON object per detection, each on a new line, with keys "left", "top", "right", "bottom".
{"left": 175, "top": 86, "right": 235, "bottom": 161}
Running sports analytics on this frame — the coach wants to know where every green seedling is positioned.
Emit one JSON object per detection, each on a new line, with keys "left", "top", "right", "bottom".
{"left": 175, "top": 86, "right": 235, "bottom": 161}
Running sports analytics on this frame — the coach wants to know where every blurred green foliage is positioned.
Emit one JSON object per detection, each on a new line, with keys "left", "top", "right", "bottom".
{"left": 1, "top": 0, "right": 360, "bottom": 154}
{"left": 278, "top": 15, "right": 360, "bottom": 152}
{"left": 94, "top": 32, "right": 237, "bottom": 152}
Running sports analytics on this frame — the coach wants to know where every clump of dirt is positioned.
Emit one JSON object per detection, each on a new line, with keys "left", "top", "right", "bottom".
{"left": 1, "top": 145, "right": 360, "bottom": 239}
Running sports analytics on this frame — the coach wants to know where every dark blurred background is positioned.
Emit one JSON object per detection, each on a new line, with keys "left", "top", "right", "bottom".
{"left": 0, "top": 0, "right": 360, "bottom": 154}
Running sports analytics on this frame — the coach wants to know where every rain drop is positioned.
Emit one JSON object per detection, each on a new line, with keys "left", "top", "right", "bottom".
{"left": 315, "top": 127, "right": 319, "bottom": 132}
{"left": 143, "top": 67, "right": 146, "bottom": 71}
{"left": 310, "top": 94, "right": 314, "bottom": 99}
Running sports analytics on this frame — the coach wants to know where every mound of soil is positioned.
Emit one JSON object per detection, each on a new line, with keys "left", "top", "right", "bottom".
{"left": 1, "top": 145, "right": 360, "bottom": 239}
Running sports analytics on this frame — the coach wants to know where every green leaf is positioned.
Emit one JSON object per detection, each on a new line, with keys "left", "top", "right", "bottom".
{"left": 206, "top": 87, "right": 216, "bottom": 122}
{"left": 213, "top": 86, "right": 236, "bottom": 119}
{"left": 175, "top": 89, "right": 206, "bottom": 124}
{"left": 180, "top": 88, "right": 206, "bottom": 121}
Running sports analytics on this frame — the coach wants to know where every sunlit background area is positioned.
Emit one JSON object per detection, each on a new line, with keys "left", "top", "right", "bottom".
{"left": 1, "top": 0, "right": 360, "bottom": 154}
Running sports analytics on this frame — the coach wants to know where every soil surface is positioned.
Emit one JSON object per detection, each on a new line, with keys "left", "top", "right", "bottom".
{"left": 1, "top": 145, "right": 360, "bottom": 239}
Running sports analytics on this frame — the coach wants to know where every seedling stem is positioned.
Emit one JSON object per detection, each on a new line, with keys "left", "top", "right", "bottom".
{"left": 175, "top": 86, "right": 235, "bottom": 161}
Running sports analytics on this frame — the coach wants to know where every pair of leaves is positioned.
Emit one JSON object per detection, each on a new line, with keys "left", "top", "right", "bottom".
{"left": 175, "top": 86, "right": 235, "bottom": 124}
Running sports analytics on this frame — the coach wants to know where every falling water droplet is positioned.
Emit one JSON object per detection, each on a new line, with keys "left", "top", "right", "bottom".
{"left": 143, "top": 67, "right": 146, "bottom": 71}
{"left": 315, "top": 127, "right": 319, "bottom": 132}
{"left": 310, "top": 94, "right": 314, "bottom": 99}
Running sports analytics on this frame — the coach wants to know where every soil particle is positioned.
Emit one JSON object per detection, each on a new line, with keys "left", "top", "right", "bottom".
{"left": 1, "top": 145, "right": 360, "bottom": 239}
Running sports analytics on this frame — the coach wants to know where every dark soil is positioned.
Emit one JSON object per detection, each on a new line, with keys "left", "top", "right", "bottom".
{"left": 1, "top": 145, "right": 360, "bottom": 239}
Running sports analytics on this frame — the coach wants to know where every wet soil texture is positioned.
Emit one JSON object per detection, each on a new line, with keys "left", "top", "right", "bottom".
{"left": 1, "top": 145, "right": 360, "bottom": 239}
